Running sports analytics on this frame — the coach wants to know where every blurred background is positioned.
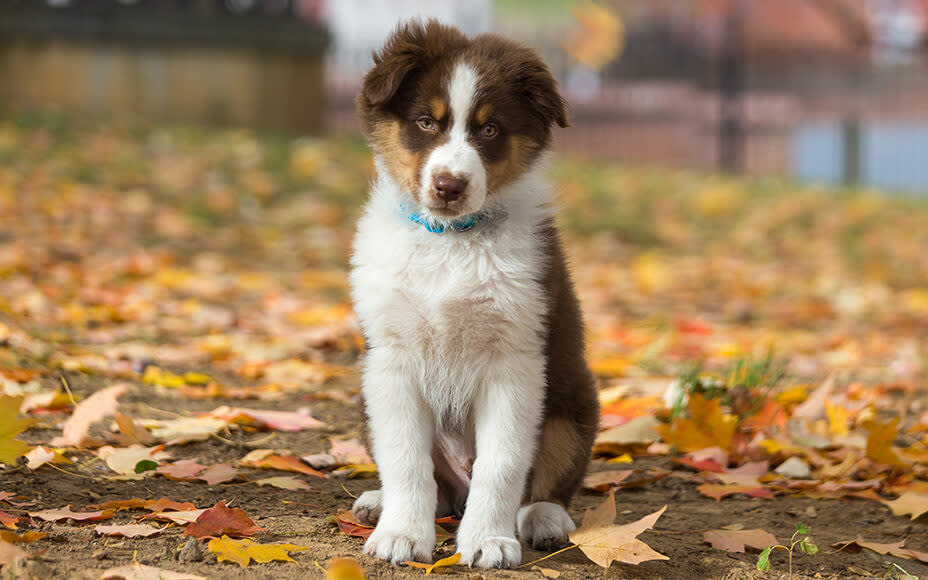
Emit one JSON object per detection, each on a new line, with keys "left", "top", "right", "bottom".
{"left": 1, "top": 0, "right": 927, "bottom": 391}
{"left": 3, "top": 0, "right": 928, "bottom": 192}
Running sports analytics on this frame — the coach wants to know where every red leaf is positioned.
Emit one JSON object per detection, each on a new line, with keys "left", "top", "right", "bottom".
{"left": 184, "top": 500, "right": 266, "bottom": 539}
{"left": 196, "top": 463, "right": 239, "bottom": 485}
{"left": 330, "top": 510, "right": 374, "bottom": 540}
{"left": 156, "top": 459, "right": 205, "bottom": 481}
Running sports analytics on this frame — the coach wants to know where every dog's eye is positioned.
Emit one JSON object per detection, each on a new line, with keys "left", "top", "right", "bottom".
{"left": 417, "top": 117, "right": 437, "bottom": 132}
{"left": 480, "top": 123, "right": 498, "bottom": 139}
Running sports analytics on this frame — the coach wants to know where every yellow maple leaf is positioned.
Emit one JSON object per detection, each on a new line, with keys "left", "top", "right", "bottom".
{"left": 866, "top": 417, "right": 908, "bottom": 467}
{"left": 405, "top": 552, "right": 461, "bottom": 575}
{"left": 568, "top": 493, "right": 668, "bottom": 568}
{"left": 659, "top": 393, "right": 737, "bottom": 452}
{"left": 208, "top": 535, "right": 308, "bottom": 567}
{"left": 825, "top": 400, "right": 849, "bottom": 437}
{"left": 0, "top": 396, "right": 34, "bottom": 465}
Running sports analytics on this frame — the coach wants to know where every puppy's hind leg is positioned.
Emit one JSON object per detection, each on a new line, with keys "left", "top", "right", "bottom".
{"left": 352, "top": 490, "right": 382, "bottom": 526}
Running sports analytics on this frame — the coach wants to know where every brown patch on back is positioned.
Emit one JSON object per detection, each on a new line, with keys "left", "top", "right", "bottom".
{"left": 429, "top": 97, "right": 448, "bottom": 121}
{"left": 475, "top": 103, "right": 493, "bottom": 126}
{"left": 525, "top": 225, "right": 599, "bottom": 507}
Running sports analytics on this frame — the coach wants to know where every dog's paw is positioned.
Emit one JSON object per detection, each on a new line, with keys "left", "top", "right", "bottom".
{"left": 517, "top": 502, "right": 576, "bottom": 551}
{"left": 458, "top": 535, "right": 521, "bottom": 569}
{"left": 363, "top": 524, "right": 435, "bottom": 565}
{"left": 352, "top": 490, "right": 383, "bottom": 526}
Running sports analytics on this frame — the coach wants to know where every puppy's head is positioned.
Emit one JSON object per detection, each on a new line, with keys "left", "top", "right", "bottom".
{"left": 359, "top": 19, "right": 567, "bottom": 219}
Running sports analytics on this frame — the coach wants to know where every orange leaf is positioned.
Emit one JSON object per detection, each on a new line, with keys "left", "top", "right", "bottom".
{"left": 697, "top": 484, "right": 774, "bottom": 502}
{"left": 866, "top": 418, "right": 908, "bottom": 467}
{"left": 330, "top": 510, "right": 374, "bottom": 540}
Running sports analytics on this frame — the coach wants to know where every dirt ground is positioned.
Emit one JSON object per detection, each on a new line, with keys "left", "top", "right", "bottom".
{"left": 3, "top": 119, "right": 928, "bottom": 579}
{"left": 5, "top": 376, "right": 927, "bottom": 580}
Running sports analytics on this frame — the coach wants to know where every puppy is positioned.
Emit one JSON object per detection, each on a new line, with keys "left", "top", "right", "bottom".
{"left": 349, "top": 19, "right": 599, "bottom": 569}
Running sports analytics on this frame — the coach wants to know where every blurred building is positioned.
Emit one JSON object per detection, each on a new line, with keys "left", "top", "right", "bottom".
{"left": 0, "top": 0, "right": 329, "bottom": 132}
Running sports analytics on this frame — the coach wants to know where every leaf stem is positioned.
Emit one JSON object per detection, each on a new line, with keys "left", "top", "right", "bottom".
{"left": 516, "top": 544, "right": 578, "bottom": 569}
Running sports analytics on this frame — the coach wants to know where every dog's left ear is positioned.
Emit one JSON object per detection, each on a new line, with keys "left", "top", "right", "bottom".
{"left": 518, "top": 57, "right": 569, "bottom": 129}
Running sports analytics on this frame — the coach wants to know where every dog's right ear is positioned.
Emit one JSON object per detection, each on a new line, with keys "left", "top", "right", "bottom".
{"left": 359, "top": 19, "right": 467, "bottom": 110}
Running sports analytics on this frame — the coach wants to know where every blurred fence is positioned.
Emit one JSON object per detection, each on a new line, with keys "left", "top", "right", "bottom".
{"left": 0, "top": 1, "right": 328, "bottom": 132}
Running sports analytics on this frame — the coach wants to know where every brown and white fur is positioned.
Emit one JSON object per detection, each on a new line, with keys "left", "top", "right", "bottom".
{"left": 349, "top": 20, "right": 599, "bottom": 569}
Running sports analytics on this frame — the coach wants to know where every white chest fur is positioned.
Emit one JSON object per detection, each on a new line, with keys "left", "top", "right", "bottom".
{"left": 350, "top": 165, "right": 553, "bottom": 424}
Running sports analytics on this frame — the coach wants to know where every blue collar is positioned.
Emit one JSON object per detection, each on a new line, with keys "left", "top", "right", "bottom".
{"left": 400, "top": 202, "right": 488, "bottom": 234}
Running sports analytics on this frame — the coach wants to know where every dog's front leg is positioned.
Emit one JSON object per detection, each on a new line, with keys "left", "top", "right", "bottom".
{"left": 456, "top": 355, "right": 544, "bottom": 568}
{"left": 362, "top": 348, "right": 437, "bottom": 564}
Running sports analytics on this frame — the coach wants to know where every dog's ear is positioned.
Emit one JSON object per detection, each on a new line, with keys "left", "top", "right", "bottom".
{"left": 517, "top": 56, "right": 569, "bottom": 129}
{"left": 359, "top": 20, "right": 467, "bottom": 111}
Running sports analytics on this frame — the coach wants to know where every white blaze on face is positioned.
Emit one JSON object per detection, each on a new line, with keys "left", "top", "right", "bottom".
{"left": 420, "top": 62, "right": 488, "bottom": 217}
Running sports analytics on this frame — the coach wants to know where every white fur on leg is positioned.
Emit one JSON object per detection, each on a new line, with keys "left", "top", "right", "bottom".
{"left": 360, "top": 349, "right": 437, "bottom": 565}
{"left": 518, "top": 502, "right": 576, "bottom": 551}
{"left": 352, "top": 490, "right": 383, "bottom": 526}
{"left": 455, "top": 355, "right": 544, "bottom": 569}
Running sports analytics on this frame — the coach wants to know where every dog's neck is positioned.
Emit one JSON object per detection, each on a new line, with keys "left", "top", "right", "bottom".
{"left": 369, "top": 154, "right": 556, "bottom": 236}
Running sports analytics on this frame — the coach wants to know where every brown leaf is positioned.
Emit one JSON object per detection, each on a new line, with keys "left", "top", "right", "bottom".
{"left": 113, "top": 412, "right": 157, "bottom": 446}
{"left": 239, "top": 449, "right": 325, "bottom": 478}
{"left": 568, "top": 493, "right": 668, "bottom": 567}
{"left": 98, "top": 563, "right": 206, "bottom": 580}
{"left": 831, "top": 538, "right": 928, "bottom": 563}
{"left": 156, "top": 459, "right": 205, "bottom": 481}
{"left": 50, "top": 384, "right": 127, "bottom": 448}
{"left": 0, "top": 510, "right": 20, "bottom": 530}
{"left": 703, "top": 528, "right": 777, "bottom": 553}
{"left": 184, "top": 500, "right": 266, "bottom": 539}
{"left": 330, "top": 510, "right": 374, "bottom": 540}
{"left": 29, "top": 506, "right": 115, "bottom": 522}
{"left": 196, "top": 463, "right": 239, "bottom": 485}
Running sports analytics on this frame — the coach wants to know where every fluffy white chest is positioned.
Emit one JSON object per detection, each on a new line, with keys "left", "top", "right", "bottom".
{"left": 350, "top": 169, "right": 553, "bottom": 423}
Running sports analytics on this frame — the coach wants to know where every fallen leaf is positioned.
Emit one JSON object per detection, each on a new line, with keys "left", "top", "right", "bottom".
{"left": 239, "top": 449, "right": 325, "bottom": 477}
{"left": 703, "top": 528, "right": 777, "bottom": 553}
{"left": 881, "top": 491, "right": 928, "bottom": 520}
{"left": 113, "top": 412, "right": 157, "bottom": 446}
{"left": 24, "top": 446, "right": 71, "bottom": 470}
{"left": 142, "top": 417, "right": 227, "bottom": 444}
{"left": 0, "top": 395, "right": 35, "bottom": 464}
{"left": 207, "top": 535, "right": 307, "bottom": 567}
{"left": 406, "top": 552, "right": 461, "bottom": 574}
{"left": 659, "top": 394, "right": 737, "bottom": 453}
{"left": 98, "top": 563, "right": 206, "bottom": 580}
{"left": 99, "top": 445, "right": 169, "bottom": 476}
{"left": 156, "top": 459, "right": 205, "bottom": 481}
{"left": 50, "top": 384, "right": 127, "bottom": 448}
{"left": 593, "top": 416, "right": 661, "bottom": 455}
{"left": 0, "top": 511, "right": 20, "bottom": 530}
{"left": 568, "top": 493, "right": 668, "bottom": 567}
{"left": 326, "top": 556, "right": 367, "bottom": 580}
{"left": 329, "top": 510, "right": 374, "bottom": 539}
{"left": 831, "top": 538, "right": 928, "bottom": 563}
{"left": 582, "top": 470, "right": 634, "bottom": 492}
{"left": 866, "top": 418, "right": 908, "bottom": 467}
{"left": 29, "top": 506, "right": 114, "bottom": 522}
{"left": 94, "top": 524, "right": 163, "bottom": 538}
{"left": 792, "top": 375, "right": 834, "bottom": 420}
{"left": 195, "top": 462, "right": 239, "bottom": 485}
{"left": 530, "top": 566, "right": 561, "bottom": 578}
{"left": 143, "top": 509, "right": 206, "bottom": 525}
{"left": 143, "top": 498, "right": 197, "bottom": 513}
{"left": 254, "top": 476, "right": 311, "bottom": 490}
{"left": 697, "top": 483, "right": 774, "bottom": 501}
{"left": 208, "top": 406, "right": 324, "bottom": 431}
{"left": 185, "top": 500, "right": 266, "bottom": 539}
{"left": 0, "top": 531, "right": 45, "bottom": 543}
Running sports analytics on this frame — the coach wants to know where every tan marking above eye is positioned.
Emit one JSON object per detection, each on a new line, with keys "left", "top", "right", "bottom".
{"left": 429, "top": 97, "right": 447, "bottom": 121}
{"left": 475, "top": 104, "right": 494, "bottom": 126}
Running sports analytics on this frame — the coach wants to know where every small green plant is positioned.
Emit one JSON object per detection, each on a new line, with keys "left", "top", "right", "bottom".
{"left": 885, "top": 562, "right": 917, "bottom": 580}
{"left": 756, "top": 523, "right": 818, "bottom": 579}
{"left": 671, "top": 352, "right": 786, "bottom": 420}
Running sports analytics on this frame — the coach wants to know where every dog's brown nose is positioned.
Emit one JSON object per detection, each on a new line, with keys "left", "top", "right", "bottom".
{"left": 433, "top": 174, "right": 468, "bottom": 202}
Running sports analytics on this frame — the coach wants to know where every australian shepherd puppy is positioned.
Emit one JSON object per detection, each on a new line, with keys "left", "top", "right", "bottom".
{"left": 349, "top": 20, "right": 599, "bottom": 569}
